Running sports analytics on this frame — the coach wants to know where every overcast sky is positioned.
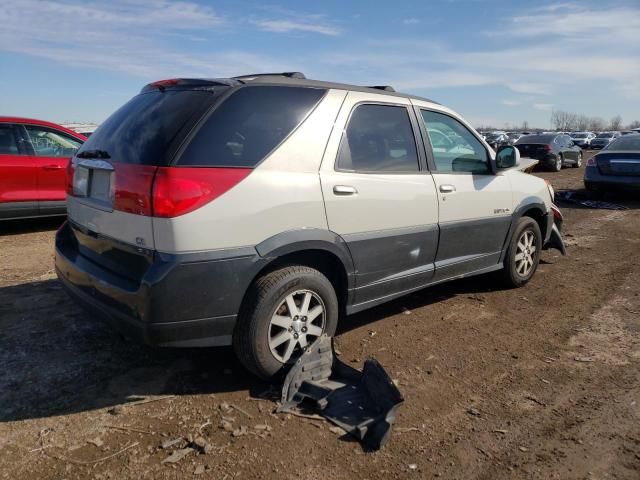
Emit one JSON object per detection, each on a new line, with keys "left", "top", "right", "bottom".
{"left": 1, "top": 0, "right": 638, "bottom": 128}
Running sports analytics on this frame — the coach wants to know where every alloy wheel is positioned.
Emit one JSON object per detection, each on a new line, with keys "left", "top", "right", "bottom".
{"left": 515, "top": 230, "right": 537, "bottom": 277}
{"left": 268, "top": 289, "right": 325, "bottom": 363}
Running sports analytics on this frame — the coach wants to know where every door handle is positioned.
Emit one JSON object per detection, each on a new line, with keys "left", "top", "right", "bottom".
{"left": 439, "top": 184, "right": 456, "bottom": 193}
{"left": 42, "top": 164, "right": 63, "bottom": 170}
{"left": 333, "top": 185, "right": 358, "bottom": 196}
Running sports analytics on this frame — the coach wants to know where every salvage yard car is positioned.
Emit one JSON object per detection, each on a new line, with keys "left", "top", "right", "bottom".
{"left": 0, "top": 117, "right": 85, "bottom": 220}
{"left": 590, "top": 132, "right": 621, "bottom": 149}
{"left": 585, "top": 133, "right": 640, "bottom": 194}
{"left": 515, "top": 133, "right": 583, "bottom": 171}
{"left": 55, "top": 73, "right": 565, "bottom": 379}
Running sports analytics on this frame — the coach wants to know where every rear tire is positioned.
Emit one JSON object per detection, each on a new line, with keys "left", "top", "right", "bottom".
{"left": 553, "top": 155, "right": 563, "bottom": 172}
{"left": 573, "top": 152, "right": 582, "bottom": 168}
{"left": 502, "top": 217, "right": 542, "bottom": 288}
{"left": 233, "top": 265, "right": 339, "bottom": 380}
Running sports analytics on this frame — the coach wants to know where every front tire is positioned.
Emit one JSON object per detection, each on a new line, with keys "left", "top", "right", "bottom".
{"left": 233, "top": 266, "right": 339, "bottom": 380}
{"left": 502, "top": 217, "right": 542, "bottom": 288}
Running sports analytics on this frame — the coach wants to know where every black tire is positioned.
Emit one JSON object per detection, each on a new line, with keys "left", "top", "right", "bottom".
{"left": 552, "top": 154, "right": 563, "bottom": 172}
{"left": 573, "top": 152, "right": 582, "bottom": 168}
{"left": 233, "top": 265, "right": 339, "bottom": 380}
{"left": 502, "top": 217, "right": 542, "bottom": 288}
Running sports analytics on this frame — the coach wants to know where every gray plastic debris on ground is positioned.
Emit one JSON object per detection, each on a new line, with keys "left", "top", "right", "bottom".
{"left": 555, "top": 190, "right": 628, "bottom": 210}
{"left": 277, "top": 335, "right": 403, "bottom": 451}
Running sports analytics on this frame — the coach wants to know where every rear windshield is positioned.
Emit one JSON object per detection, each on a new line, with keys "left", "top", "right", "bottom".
{"left": 605, "top": 135, "right": 640, "bottom": 151}
{"left": 516, "top": 135, "right": 554, "bottom": 143}
{"left": 77, "top": 88, "right": 227, "bottom": 165}
{"left": 572, "top": 133, "right": 587, "bottom": 138}
{"left": 596, "top": 133, "right": 613, "bottom": 138}
{"left": 178, "top": 86, "right": 326, "bottom": 168}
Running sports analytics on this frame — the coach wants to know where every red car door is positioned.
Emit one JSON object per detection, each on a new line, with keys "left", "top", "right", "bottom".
{"left": 23, "top": 124, "right": 83, "bottom": 212}
{"left": 0, "top": 123, "right": 39, "bottom": 218}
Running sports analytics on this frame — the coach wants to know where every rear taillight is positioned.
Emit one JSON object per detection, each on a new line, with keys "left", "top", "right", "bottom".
{"left": 586, "top": 156, "right": 597, "bottom": 166}
{"left": 112, "top": 164, "right": 157, "bottom": 216}
{"left": 66, "top": 160, "right": 75, "bottom": 195}
{"left": 151, "top": 167, "right": 252, "bottom": 218}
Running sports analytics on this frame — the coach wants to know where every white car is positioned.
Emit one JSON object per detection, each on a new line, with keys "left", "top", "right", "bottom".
{"left": 55, "top": 73, "right": 566, "bottom": 378}
{"left": 570, "top": 132, "right": 595, "bottom": 148}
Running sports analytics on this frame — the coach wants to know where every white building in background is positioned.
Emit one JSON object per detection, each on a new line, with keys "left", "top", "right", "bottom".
{"left": 60, "top": 122, "right": 98, "bottom": 136}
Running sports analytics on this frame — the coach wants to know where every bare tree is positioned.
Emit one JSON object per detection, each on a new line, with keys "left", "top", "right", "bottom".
{"left": 587, "top": 117, "right": 606, "bottom": 132}
{"left": 628, "top": 120, "right": 640, "bottom": 129}
{"left": 576, "top": 115, "right": 590, "bottom": 131}
{"left": 521, "top": 120, "right": 529, "bottom": 130}
{"left": 609, "top": 115, "right": 623, "bottom": 131}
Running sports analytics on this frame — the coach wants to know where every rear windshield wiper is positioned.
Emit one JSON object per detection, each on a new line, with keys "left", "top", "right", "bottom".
{"left": 76, "top": 149, "right": 111, "bottom": 159}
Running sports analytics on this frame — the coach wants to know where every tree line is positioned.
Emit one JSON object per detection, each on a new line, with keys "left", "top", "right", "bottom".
{"left": 478, "top": 113, "right": 640, "bottom": 132}
{"left": 549, "top": 110, "right": 640, "bottom": 132}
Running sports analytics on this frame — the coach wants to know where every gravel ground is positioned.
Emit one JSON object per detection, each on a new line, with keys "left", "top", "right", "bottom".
{"left": 1, "top": 152, "right": 639, "bottom": 479}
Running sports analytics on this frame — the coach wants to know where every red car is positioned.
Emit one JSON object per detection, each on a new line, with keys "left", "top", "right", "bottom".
{"left": 0, "top": 117, "right": 86, "bottom": 220}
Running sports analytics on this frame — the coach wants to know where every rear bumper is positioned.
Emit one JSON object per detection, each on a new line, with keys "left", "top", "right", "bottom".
{"left": 55, "top": 221, "right": 266, "bottom": 347}
{"left": 584, "top": 167, "right": 640, "bottom": 191}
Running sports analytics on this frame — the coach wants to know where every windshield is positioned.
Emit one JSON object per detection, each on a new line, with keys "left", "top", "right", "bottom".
{"left": 604, "top": 135, "right": 640, "bottom": 151}
{"left": 596, "top": 133, "right": 613, "bottom": 138}
{"left": 572, "top": 133, "right": 587, "bottom": 138}
{"left": 78, "top": 87, "right": 228, "bottom": 165}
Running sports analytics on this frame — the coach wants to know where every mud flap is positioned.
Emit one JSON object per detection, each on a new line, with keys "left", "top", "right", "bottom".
{"left": 277, "top": 335, "right": 404, "bottom": 451}
{"left": 544, "top": 223, "right": 566, "bottom": 256}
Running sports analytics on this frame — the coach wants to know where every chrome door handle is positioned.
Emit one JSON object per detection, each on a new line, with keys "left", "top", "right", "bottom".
{"left": 439, "top": 184, "right": 456, "bottom": 193}
{"left": 333, "top": 185, "right": 358, "bottom": 196}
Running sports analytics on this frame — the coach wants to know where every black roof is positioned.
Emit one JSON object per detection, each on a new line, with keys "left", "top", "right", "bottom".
{"left": 143, "top": 72, "right": 440, "bottom": 104}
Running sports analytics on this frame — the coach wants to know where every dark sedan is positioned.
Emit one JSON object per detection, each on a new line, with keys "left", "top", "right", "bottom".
{"left": 515, "top": 134, "right": 583, "bottom": 172}
{"left": 585, "top": 134, "right": 640, "bottom": 194}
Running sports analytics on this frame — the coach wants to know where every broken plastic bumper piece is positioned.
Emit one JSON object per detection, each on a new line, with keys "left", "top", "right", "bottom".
{"left": 277, "top": 335, "right": 404, "bottom": 450}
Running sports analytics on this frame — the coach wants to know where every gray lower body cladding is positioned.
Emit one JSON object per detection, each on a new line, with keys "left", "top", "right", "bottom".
{"left": 0, "top": 200, "right": 66, "bottom": 220}
{"left": 56, "top": 209, "right": 553, "bottom": 348}
{"left": 55, "top": 221, "right": 267, "bottom": 347}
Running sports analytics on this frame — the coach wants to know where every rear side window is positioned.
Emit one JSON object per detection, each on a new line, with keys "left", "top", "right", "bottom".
{"left": 336, "top": 104, "right": 419, "bottom": 172}
{"left": 0, "top": 124, "right": 19, "bottom": 154}
{"left": 179, "top": 86, "right": 326, "bottom": 167}
{"left": 78, "top": 88, "right": 227, "bottom": 165}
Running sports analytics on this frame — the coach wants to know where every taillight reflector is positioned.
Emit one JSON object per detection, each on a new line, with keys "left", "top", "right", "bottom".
{"left": 586, "top": 156, "right": 597, "bottom": 166}
{"left": 151, "top": 167, "right": 252, "bottom": 218}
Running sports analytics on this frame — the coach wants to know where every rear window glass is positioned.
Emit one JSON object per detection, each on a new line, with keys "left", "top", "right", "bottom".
{"left": 516, "top": 135, "right": 554, "bottom": 143}
{"left": 178, "top": 86, "right": 326, "bottom": 167}
{"left": 605, "top": 135, "right": 640, "bottom": 151}
{"left": 77, "top": 88, "right": 227, "bottom": 165}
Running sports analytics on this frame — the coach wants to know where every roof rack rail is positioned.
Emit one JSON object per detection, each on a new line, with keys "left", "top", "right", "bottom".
{"left": 367, "top": 85, "right": 396, "bottom": 92}
{"left": 233, "top": 72, "right": 307, "bottom": 81}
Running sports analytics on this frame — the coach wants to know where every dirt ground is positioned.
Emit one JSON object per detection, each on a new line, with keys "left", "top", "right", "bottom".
{"left": 1, "top": 152, "right": 639, "bottom": 479}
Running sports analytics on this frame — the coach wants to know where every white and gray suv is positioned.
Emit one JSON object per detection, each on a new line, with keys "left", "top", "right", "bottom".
{"left": 55, "top": 73, "right": 565, "bottom": 378}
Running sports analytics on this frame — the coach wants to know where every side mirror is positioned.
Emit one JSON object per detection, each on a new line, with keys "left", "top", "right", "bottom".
{"left": 496, "top": 145, "right": 520, "bottom": 169}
